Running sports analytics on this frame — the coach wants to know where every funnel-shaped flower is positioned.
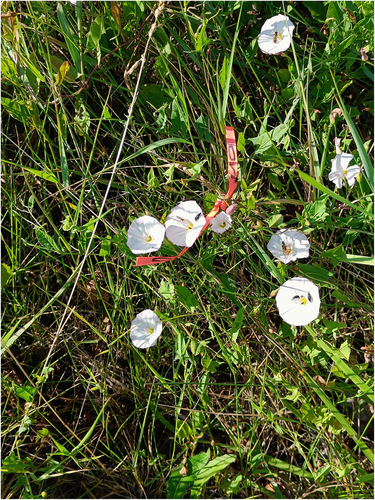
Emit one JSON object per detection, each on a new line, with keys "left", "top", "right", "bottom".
{"left": 276, "top": 277, "right": 320, "bottom": 326}
{"left": 126, "top": 215, "right": 165, "bottom": 254}
{"left": 328, "top": 153, "right": 361, "bottom": 189}
{"left": 267, "top": 229, "right": 310, "bottom": 264}
{"left": 258, "top": 14, "right": 295, "bottom": 55}
{"left": 165, "top": 200, "right": 205, "bottom": 247}
{"left": 210, "top": 212, "right": 232, "bottom": 234}
{"left": 130, "top": 309, "right": 163, "bottom": 348}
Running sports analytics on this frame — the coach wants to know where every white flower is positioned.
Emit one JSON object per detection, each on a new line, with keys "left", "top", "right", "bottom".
{"left": 210, "top": 211, "right": 232, "bottom": 234}
{"left": 165, "top": 200, "right": 205, "bottom": 247}
{"left": 126, "top": 215, "right": 165, "bottom": 254}
{"left": 276, "top": 277, "right": 320, "bottom": 326}
{"left": 267, "top": 229, "right": 310, "bottom": 264}
{"left": 328, "top": 153, "right": 361, "bottom": 189}
{"left": 258, "top": 14, "right": 295, "bottom": 55}
{"left": 130, "top": 309, "right": 163, "bottom": 348}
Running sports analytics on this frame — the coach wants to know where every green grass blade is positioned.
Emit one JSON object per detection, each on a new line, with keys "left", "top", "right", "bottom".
{"left": 56, "top": 2, "right": 81, "bottom": 73}
{"left": 330, "top": 69, "right": 374, "bottom": 191}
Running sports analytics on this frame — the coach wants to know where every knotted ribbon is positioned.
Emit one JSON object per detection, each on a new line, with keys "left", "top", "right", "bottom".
{"left": 135, "top": 126, "right": 238, "bottom": 266}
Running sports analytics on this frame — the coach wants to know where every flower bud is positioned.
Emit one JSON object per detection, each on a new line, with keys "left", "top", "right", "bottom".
{"left": 361, "top": 47, "right": 368, "bottom": 61}
{"left": 225, "top": 203, "right": 237, "bottom": 215}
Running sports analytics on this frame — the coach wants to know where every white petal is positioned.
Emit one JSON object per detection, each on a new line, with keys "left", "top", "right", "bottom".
{"left": 258, "top": 15, "right": 295, "bottom": 55}
{"left": 165, "top": 200, "right": 205, "bottom": 247}
{"left": 345, "top": 165, "right": 361, "bottom": 186}
{"left": 210, "top": 212, "right": 232, "bottom": 234}
{"left": 130, "top": 310, "right": 163, "bottom": 349}
{"left": 126, "top": 216, "right": 165, "bottom": 254}
{"left": 331, "top": 153, "right": 353, "bottom": 172}
{"left": 276, "top": 277, "right": 320, "bottom": 326}
{"left": 267, "top": 230, "right": 310, "bottom": 264}
{"left": 328, "top": 170, "right": 343, "bottom": 189}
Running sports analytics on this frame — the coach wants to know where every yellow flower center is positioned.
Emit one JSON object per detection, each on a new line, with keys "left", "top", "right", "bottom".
{"left": 282, "top": 241, "right": 293, "bottom": 255}
{"left": 343, "top": 169, "right": 348, "bottom": 175}
{"left": 145, "top": 235, "right": 152, "bottom": 242}
{"left": 175, "top": 217, "right": 194, "bottom": 230}
{"left": 219, "top": 221, "right": 227, "bottom": 228}
{"left": 148, "top": 327, "right": 154, "bottom": 335}
{"left": 292, "top": 295, "right": 307, "bottom": 306}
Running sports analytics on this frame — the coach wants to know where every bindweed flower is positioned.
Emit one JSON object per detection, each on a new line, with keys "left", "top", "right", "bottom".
{"left": 165, "top": 200, "right": 205, "bottom": 247}
{"left": 328, "top": 153, "right": 361, "bottom": 189}
{"left": 126, "top": 215, "right": 165, "bottom": 254}
{"left": 267, "top": 229, "right": 310, "bottom": 264}
{"left": 276, "top": 277, "right": 320, "bottom": 326}
{"left": 258, "top": 14, "right": 295, "bottom": 55}
{"left": 130, "top": 309, "right": 163, "bottom": 348}
{"left": 210, "top": 211, "right": 232, "bottom": 234}
{"left": 361, "top": 47, "right": 368, "bottom": 61}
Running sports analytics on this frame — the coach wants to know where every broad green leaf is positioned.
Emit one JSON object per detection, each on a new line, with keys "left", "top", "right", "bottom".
{"left": 110, "top": 2, "right": 122, "bottom": 34}
{"left": 176, "top": 420, "right": 193, "bottom": 439}
{"left": 187, "top": 159, "right": 206, "bottom": 178}
{"left": 195, "top": 24, "right": 211, "bottom": 53}
{"left": 230, "top": 308, "right": 244, "bottom": 341}
{"left": 321, "top": 245, "right": 346, "bottom": 266}
{"left": 171, "top": 97, "right": 187, "bottom": 138}
{"left": 344, "top": 254, "right": 374, "bottom": 266}
{"left": 13, "top": 383, "right": 36, "bottom": 403}
{"left": 332, "top": 289, "right": 369, "bottom": 309}
{"left": 265, "top": 456, "right": 314, "bottom": 479}
{"left": 56, "top": 3, "right": 81, "bottom": 72}
{"left": 190, "top": 454, "right": 236, "bottom": 498}
{"left": 50, "top": 55, "right": 78, "bottom": 81}
{"left": 22, "top": 167, "right": 59, "bottom": 184}
{"left": 175, "top": 285, "right": 198, "bottom": 310}
{"left": 326, "top": 1, "right": 344, "bottom": 23}
{"left": 140, "top": 84, "right": 173, "bottom": 109}
{"left": 36, "top": 228, "right": 63, "bottom": 254}
{"left": 167, "top": 450, "right": 210, "bottom": 499}
{"left": 74, "top": 101, "right": 91, "bottom": 135}
{"left": 55, "top": 61, "right": 70, "bottom": 86}
{"left": 147, "top": 167, "right": 160, "bottom": 189}
{"left": 159, "top": 279, "right": 175, "bottom": 300}
{"left": 201, "top": 354, "right": 220, "bottom": 374}
{"left": 87, "top": 14, "right": 105, "bottom": 61}
{"left": 1, "top": 451, "right": 36, "bottom": 473}
{"left": 356, "top": 472, "right": 374, "bottom": 485}
{"left": 2, "top": 97, "right": 32, "bottom": 123}
{"left": 296, "top": 263, "right": 335, "bottom": 287}
{"left": 99, "top": 237, "right": 111, "bottom": 257}
{"left": 1, "top": 263, "right": 12, "bottom": 287}
{"left": 220, "top": 55, "right": 229, "bottom": 91}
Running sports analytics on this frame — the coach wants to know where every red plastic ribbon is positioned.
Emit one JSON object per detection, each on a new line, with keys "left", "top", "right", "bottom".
{"left": 135, "top": 126, "right": 238, "bottom": 266}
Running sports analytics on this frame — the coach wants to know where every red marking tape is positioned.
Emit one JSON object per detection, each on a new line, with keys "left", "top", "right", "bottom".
{"left": 136, "top": 126, "right": 238, "bottom": 266}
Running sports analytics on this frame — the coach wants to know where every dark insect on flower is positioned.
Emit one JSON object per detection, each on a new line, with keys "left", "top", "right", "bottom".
{"left": 308, "top": 292, "right": 313, "bottom": 303}
{"left": 195, "top": 212, "right": 202, "bottom": 221}
{"left": 273, "top": 31, "right": 279, "bottom": 43}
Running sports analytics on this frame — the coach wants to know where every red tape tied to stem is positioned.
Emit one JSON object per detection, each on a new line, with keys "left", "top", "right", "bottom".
{"left": 135, "top": 126, "right": 238, "bottom": 266}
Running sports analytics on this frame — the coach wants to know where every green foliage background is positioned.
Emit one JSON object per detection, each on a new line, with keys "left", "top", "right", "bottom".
{"left": 1, "top": 1, "right": 374, "bottom": 498}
